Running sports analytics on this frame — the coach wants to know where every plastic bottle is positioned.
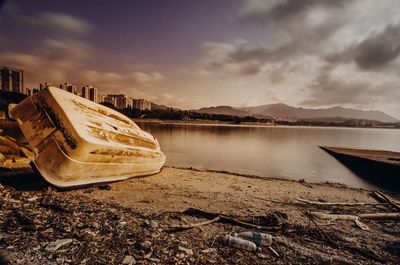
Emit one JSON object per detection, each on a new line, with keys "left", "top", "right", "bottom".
{"left": 234, "top": 232, "right": 273, "bottom": 246}
{"left": 223, "top": 235, "right": 258, "bottom": 252}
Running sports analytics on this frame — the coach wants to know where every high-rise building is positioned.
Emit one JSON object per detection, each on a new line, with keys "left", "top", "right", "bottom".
{"left": 104, "top": 95, "right": 117, "bottom": 107}
{"left": 127, "top": 97, "right": 133, "bottom": 108}
{"left": 105, "top": 94, "right": 128, "bottom": 109}
{"left": 81, "top": 85, "right": 91, "bottom": 100}
{"left": 99, "top": 94, "right": 106, "bottom": 103}
{"left": 89, "top": 86, "right": 98, "bottom": 103}
{"left": 133, "top": 99, "right": 152, "bottom": 110}
{"left": 81, "top": 85, "right": 98, "bottom": 102}
{"left": 60, "top": 83, "right": 77, "bottom": 94}
{"left": 0, "top": 66, "right": 24, "bottom": 93}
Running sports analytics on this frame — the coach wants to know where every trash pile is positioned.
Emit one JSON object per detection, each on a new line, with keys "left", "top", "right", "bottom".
{"left": 0, "top": 184, "right": 282, "bottom": 264}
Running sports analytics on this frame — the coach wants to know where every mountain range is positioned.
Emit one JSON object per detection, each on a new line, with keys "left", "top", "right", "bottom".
{"left": 193, "top": 103, "right": 399, "bottom": 123}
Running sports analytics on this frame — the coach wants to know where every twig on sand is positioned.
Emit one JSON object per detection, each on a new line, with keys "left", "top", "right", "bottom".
{"left": 268, "top": 246, "right": 280, "bottom": 257}
{"left": 298, "top": 179, "right": 313, "bottom": 188}
{"left": 311, "top": 211, "right": 400, "bottom": 221}
{"left": 301, "top": 211, "right": 337, "bottom": 247}
{"left": 165, "top": 216, "right": 221, "bottom": 232}
{"left": 297, "top": 197, "right": 389, "bottom": 206}
{"left": 371, "top": 191, "right": 400, "bottom": 212}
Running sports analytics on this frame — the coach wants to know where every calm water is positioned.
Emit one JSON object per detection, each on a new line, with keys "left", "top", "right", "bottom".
{"left": 3, "top": 120, "right": 400, "bottom": 189}
{"left": 137, "top": 122, "right": 400, "bottom": 189}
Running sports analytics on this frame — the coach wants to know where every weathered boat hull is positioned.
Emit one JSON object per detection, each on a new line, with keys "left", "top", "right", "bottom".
{"left": 320, "top": 146, "right": 400, "bottom": 191}
{"left": 10, "top": 86, "right": 166, "bottom": 188}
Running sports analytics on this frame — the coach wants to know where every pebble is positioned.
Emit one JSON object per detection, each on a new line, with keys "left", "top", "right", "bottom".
{"left": 45, "top": 239, "right": 73, "bottom": 252}
{"left": 178, "top": 246, "right": 193, "bottom": 255}
{"left": 140, "top": 241, "right": 152, "bottom": 251}
{"left": 122, "top": 255, "right": 135, "bottom": 265}
{"left": 200, "top": 248, "right": 216, "bottom": 254}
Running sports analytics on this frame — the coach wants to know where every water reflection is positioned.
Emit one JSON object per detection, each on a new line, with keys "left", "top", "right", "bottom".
{"left": 138, "top": 122, "right": 400, "bottom": 189}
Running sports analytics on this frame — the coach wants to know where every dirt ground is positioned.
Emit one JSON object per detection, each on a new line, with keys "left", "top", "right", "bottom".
{"left": 1, "top": 166, "right": 399, "bottom": 264}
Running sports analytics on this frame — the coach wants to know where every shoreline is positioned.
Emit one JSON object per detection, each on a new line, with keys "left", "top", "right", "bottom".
{"left": 164, "top": 165, "right": 370, "bottom": 191}
{"left": 1, "top": 167, "right": 400, "bottom": 264}
{"left": 133, "top": 118, "right": 400, "bottom": 130}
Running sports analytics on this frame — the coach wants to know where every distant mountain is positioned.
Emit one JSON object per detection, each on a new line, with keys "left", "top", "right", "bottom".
{"left": 151, "top": 102, "right": 169, "bottom": 110}
{"left": 237, "top": 103, "right": 399, "bottom": 123}
{"left": 193, "top": 106, "right": 250, "bottom": 116}
{"left": 192, "top": 103, "right": 398, "bottom": 123}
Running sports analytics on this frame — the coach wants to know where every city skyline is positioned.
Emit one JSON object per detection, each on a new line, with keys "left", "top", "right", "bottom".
{"left": 0, "top": 64, "right": 152, "bottom": 110}
{"left": 1, "top": 0, "right": 400, "bottom": 118}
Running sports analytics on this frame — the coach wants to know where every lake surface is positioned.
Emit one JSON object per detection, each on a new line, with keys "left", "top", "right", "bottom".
{"left": 137, "top": 122, "right": 400, "bottom": 189}
{"left": 2, "top": 120, "right": 400, "bottom": 189}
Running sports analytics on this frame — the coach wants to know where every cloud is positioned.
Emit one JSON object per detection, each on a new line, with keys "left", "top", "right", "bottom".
{"left": 78, "top": 69, "right": 164, "bottom": 94}
{"left": 196, "top": 0, "right": 356, "bottom": 77}
{"left": 238, "top": 0, "right": 353, "bottom": 47}
{"left": 0, "top": 39, "right": 92, "bottom": 84}
{"left": 326, "top": 24, "right": 400, "bottom": 70}
{"left": 0, "top": 2, "right": 163, "bottom": 98}
{"left": 239, "top": 0, "right": 349, "bottom": 25}
{"left": 38, "top": 12, "right": 92, "bottom": 34}
{"left": 0, "top": 39, "right": 163, "bottom": 96}
{"left": 355, "top": 24, "right": 400, "bottom": 69}
{"left": 301, "top": 64, "right": 400, "bottom": 108}
{"left": 0, "top": 2, "right": 92, "bottom": 39}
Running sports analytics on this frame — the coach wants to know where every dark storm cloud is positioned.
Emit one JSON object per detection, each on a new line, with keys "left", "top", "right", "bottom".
{"left": 200, "top": 0, "right": 355, "bottom": 76}
{"left": 355, "top": 24, "right": 400, "bottom": 70}
{"left": 240, "top": 0, "right": 349, "bottom": 25}
{"left": 326, "top": 24, "right": 400, "bottom": 70}
{"left": 238, "top": 0, "right": 353, "bottom": 47}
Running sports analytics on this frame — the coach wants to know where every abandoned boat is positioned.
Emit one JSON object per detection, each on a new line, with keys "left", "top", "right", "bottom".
{"left": 10, "top": 86, "right": 166, "bottom": 188}
{"left": 320, "top": 146, "right": 400, "bottom": 191}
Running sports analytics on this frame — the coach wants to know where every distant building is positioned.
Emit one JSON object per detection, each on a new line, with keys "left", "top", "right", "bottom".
{"left": 60, "top": 83, "right": 77, "bottom": 94}
{"left": 105, "top": 94, "right": 129, "bottom": 109}
{"left": 133, "top": 99, "right": 151, "bottom": 110}
{"left": 104, "top": 95, "right": 117, "bottom": 107}
{"left": 99, "top": 94, "right": 106, "bottom": 103}
{"left": 127, "top": 97, "right": 133, "bottom": 108}
{"left": 39, "top": 82, "right": 53, "bottom": 90}
{"left": 0, "top": 66, "right": 24, "bottom": 93}
{"left": 81, "top": 85, "right": 98, "bottom": 102}
{"left": 89, "top": 86, "right": 98, "bottom": 103}
{"left": 26, "top": 88, "right": 40, "bottom": 96}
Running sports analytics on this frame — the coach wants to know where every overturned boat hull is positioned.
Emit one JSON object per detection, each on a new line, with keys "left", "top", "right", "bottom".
{"left": 10, "top": 86, "right": 166, "bottom": 188}
{"left": 320, "top": 146, "right": 400, "bottom": 191}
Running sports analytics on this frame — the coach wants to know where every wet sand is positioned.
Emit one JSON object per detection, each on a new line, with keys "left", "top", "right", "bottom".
{"left": 86, "top": 166, "right": 375, "bottom": 215}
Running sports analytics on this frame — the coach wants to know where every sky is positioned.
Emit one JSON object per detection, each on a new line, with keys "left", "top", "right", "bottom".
{"left": 1, "top": 0, "right": 400, "bottom": 118}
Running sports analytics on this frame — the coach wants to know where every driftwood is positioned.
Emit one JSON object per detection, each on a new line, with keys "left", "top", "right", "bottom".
{"left": 180, "top": 208, "right": 281, "bottom": 231}
{"left": 302, "top": 211, "right": 337, "bottom": 246}
{"left": 297, "top": 197, "right": 389, "bottom": 206}
{"left": 311, "top": 211, "right": 400, "bottom": 221}
{"left": 166, "top": 216, "right": 221, "bottom": 232}
{"left": 372, "top": 191, "right": 400, "bottom": 212}
{"left": 310, "top": 212, "right": 368, "bottom": 231}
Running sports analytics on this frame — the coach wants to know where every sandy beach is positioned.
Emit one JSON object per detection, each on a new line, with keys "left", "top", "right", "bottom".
{"left": 1, "top": 165, "right": 399, "bottom": 264}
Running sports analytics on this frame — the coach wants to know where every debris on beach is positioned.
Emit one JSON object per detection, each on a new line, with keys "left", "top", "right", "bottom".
{"left": 0, "top": 134, "right": 32, "bottom": 170}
